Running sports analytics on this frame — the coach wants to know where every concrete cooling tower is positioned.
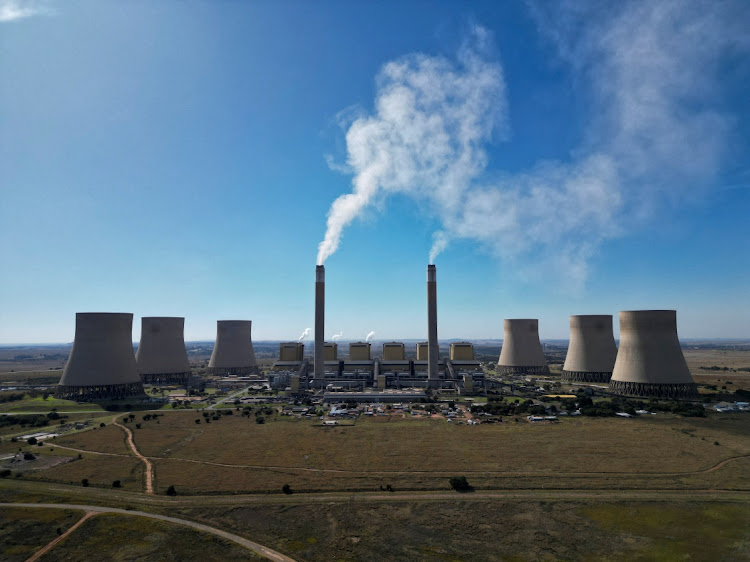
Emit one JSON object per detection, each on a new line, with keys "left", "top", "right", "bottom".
{"left": 56, "top": 313, "right": 145, "bottom": 400}
{"left": 207, "top": 320, "right": 259, "bottom": 375}
{"left": 497, "top": 319, "right": 549, "bottom": 375}
{"left": 609, "top": 310, "right": 698, "bottom": 400}
{"left": 562, "top": 315, "right": 617, "bottom": 383}
{"left": 135, "top": 317, "right": 191, "bottom": 385}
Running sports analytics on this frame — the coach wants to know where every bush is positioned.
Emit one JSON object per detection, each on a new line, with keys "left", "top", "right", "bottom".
{"left": 195, "top": 419, "right": 201, "bottom": 424}
{"left": 26, "top": 437, "right": 37, "bottom": 445}
{"left": 282, "top": 484, "right": 292, "bottom": 495}
{"left": 255, "top": 416, "right": 265, "bottom": 424}
{"left": 449, "top": 476, "right": 472, "bottom": 492}
{"left": 100, "top": 423, "right": 105, "bottom": 428}
{"left": 112, "top": 480, "right": 121, "bottom": 488}
{"left": 135, "top": 423, "right": 142, "bottom": 429}
{"left": 166, "top": 485, "right": 177, "bottom": 496}
{"left": 82, "top": 478, "right": 89, "bottom": 487}
{"left": 0, "top": 469, "right": 11, "bottom": 478}
{"left": 23, "top": 452, "right": 35, "bottom": 460}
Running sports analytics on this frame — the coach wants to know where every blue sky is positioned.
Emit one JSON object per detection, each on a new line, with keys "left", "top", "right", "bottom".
{"left": 1, "top": 0, "right": 748, "bottom": 344}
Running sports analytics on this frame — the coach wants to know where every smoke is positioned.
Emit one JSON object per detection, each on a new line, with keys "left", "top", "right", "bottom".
{"left": 319, "top": 5, "right": 748, "bottom": 290}
{"left": 298, "top": 328, "right": 310, "bottom": 342}
{"left": 332, "top": 332, "right": 343, "bottom": 341}
{"left": 365, "top": 331, "right": 375, "bottom": 342}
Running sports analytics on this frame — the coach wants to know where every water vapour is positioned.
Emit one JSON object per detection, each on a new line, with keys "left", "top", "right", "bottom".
{"left": 365, "top": 331, "right": 375, "bottom": 342}
{"left": 332, "top": 332, "right": 343, "bottom": 341}
{"left": 298, "top": 328, "right": 310, "bottom": 342}
{"left": 318, "top": 5, "right": 747, "bottom": 290}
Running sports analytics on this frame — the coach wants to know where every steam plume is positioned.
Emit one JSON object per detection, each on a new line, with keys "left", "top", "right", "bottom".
{"left": 365, "top": 331, "right": 375, "bottom": 342}
{"left": 332, "top": 332, "right": 343, "bottom": 341}
{"left": 319, "top": 6, "right": 747, "bottom": 290}
{"left": 298, "top": 328, "right": 310, "bottom": 342}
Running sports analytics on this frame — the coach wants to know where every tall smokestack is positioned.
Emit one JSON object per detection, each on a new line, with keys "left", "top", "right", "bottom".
{"left": 314, "top": 265, "right": 325, "bottom": 379}
{"left": 427, "top": 264, "right": 438, "bottom": 385}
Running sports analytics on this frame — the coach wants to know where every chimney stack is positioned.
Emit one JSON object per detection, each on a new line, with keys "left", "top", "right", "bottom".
{"left": 427, "top": 264, "right": 438, "bottom": 385}
{"left": 314, "top": 265, "right": 325, "bottom": 379}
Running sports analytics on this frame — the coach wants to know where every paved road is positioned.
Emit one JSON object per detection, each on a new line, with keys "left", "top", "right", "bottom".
{"left": 1, "top": 502, "right": 295, "bottom": 562}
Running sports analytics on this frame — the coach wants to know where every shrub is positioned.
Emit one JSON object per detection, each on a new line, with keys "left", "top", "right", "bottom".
{"left": 135, "top": 423, "right": 142, "bottom": 429}
{"left": 255, "top": 416, "right": 265, "bottom": 424}
{"left": 0, "top": 469, "right": 11, "bottom": 478}
{"left": 282, "top": 484, "right": 292, "bottom": 495}
{"left": 166, "top": 485, "right": 177, "bottom": 496}
{"left": 100, "top": 423, "right": 105, "bottom": 428}
{"left": 195, "top": 419, "right": 201, "bottom": 424}
{"left": 449, "top": 476, "right": 472, "bottom": 492}
{"left": 23, "top": 452, "right": 35, "bottom": 460}
{"left": 27, "top": 437, "right": 37, "bottom": 445}
{"left": 112, "top": 480, "right": 121, "bottom": 488}
{"left": 81, "top": 478, "right": 89, "bottom": 487}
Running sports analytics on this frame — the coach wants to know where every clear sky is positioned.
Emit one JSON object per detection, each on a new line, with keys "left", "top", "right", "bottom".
{"left": 1, "top": 0, "right": 749, "bottom": 344}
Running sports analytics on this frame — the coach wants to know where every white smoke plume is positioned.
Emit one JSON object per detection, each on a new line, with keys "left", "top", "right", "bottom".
{"left": 331, "top": 332, "right": 343, "bottom": 341}
{"left": 365, "top": 331, "right": 375, "bottom": 342}
{"left": 298, "top": 328, "right": 310, "bottom": 342}
{"left": 319, "top": 5, "right": 748, "bottom": 290}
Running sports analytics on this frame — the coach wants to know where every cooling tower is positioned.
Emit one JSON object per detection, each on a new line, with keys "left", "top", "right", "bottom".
{"left": 562, "top": 315, "right": 617, "bottom": 383}
{"left": 497, "top": 319, "right": 549, "bottom": 375}
{"left": 56, "top": 313, "right": 145, "bottom": 400}
{"left": 324, "top": 342, "right": 338, "bottom": 361}
{"left": 450, "top": 342, "right": 475, "bottom": 361}
{"left": 349, "top": 342, "right": 371, "bottom": 361}
{"left": 383, "top": 342, "right": 405, "bottom": 361}
{"left": 314, "top": 265, "right": 325, "bottom": 379}
{"left": 207, "top": 320, "right": 259, "bottom": 375}
{"left": 416, "top": 342, "right": 429, "bottom": 361}
{"left": 609, "top": 310, "right": 698, "bottom": 400}
{"left": 135, "top": 317, "right": 191, "bottom": 385}
{"left": 427, "top": 264, "right": 439, "bottom": 385}
{"left": 279, "top": 342, "right": 304, "bottom": 362}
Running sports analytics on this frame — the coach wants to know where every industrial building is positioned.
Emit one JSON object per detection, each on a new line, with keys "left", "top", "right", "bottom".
{"left": 207, "top": 320, "right": 259, "bottom": 375}
{"left": 497, "top": 319, "right": 549, "bottom": 375}
{"left": 56, "top": 312, "right": 145, "bottom": 400}
{"left": 609, "top": 310, "right": 698, "bottom": 400}
{"left": 135, "top": 317, "right": 191, "bottom": 385}
{"left": 562, "top": 315, "right": 617, "bottom": 383}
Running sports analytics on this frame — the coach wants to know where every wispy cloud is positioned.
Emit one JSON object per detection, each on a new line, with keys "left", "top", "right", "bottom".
{"left": 320, "top": 3, "right": 749, "bottom": 292}
{"left": 0, "top": 0, "right": 51, "bottom": 23}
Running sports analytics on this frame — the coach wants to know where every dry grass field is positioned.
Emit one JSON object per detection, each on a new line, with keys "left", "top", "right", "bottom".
{"left": 26, "top": 455, "right": 144, "bottom": 492}
{"left": 23, "top": 411, "right": 750, "bottom": 495}
{"left": 684, "top": 348, "right": 750, "bottom": 391}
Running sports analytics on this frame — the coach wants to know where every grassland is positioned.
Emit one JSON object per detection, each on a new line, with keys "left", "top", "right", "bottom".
{"left": 36, "top": 513, "right": 260, "bottom": 561}
{"left": 0, "top": 506, "right": 80, "bottom": 561}
{"left": 684, "top": 348, "right": 750, "bottom": 391}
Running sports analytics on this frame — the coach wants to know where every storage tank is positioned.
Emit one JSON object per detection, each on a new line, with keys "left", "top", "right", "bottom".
{"left": 135, "top": 317, "right": 191, "bottom": 385}
{"left": 562, "top": 315, "right": 617, "bottom": 383}
{"left": 56, "top": 313, "right": 145, "bottom": 400}
{"left": 497, "top": 319, "right": 549, "bottom": 375}
{"left": 207, "top": 320, "right": 259, "bottom": 375}
{"left": 609, "top": 310, "right": 698, "bottom": 400}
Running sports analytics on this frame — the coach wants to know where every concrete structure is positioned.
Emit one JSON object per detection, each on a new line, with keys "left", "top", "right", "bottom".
{"left": 314, "top": 265, "right": 325, "bottom": 380}
{"left": 416, "top": 342, "right": 429, "bottom": 361}
{"left": 382, "top": 342, "right": 405, "bottom": 361}
{"left": 56, "top": 313, "right": 145, "bottom": 400}
{"left": 609, "top": 310, "right": 698, "bottom": 400}
{"left": 427, "top": 264, "right": 439, "bottom": 386}
{"left": 279, "top": 342, "right": 304, "bottom": 362}
{"left": 207, "top": 320, "right": 259, "bottom": 375}
{"left": 324, "top": 342, "right": 338, "bottom": 361}
{"left": 349, "top": 342, "right": 371, "bottom": 361}
{"left": 450, "top": 342, "right": 474, "bottom": 361}
{"left": 135, "top": 317, "right": 191, "bottom": 385}
{"left": 562, "top": 315, "right": 617, "bottom": 383}
{"left": 323, "top": 389, "right": 426, "bottom": 403}
{"left": 497, "top": 319, "right": 549, "bottom": 375}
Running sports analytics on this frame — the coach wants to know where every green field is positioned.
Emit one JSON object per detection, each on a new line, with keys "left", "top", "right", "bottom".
{"left": 0, "top": 507, "right": 80, "bottom": 561}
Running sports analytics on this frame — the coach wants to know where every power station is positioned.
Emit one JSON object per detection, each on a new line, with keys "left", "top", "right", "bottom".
{"left": 135, "top": 317, "right": 191, "bottom": 385}
{"left": 207, "top": 320, "right": 259, "bottom": 375}
{"left": 609, "top": 310, "right": 698, "bottom": 400}
{"left": 562, "top": 315, "right": 617, "bottom": 383}
{"left": 497, "top": 319, "right": 549, "bottom": 375}
{"left": 56, "top": 313, "right": 145, "bottom": 400}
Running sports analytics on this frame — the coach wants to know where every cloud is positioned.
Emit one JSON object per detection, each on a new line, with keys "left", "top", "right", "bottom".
{"left": 0, "top": 0, "right": 51, "bottom": 22}
{"left": 319, "top": 4, "right": 748, "bottom": 291}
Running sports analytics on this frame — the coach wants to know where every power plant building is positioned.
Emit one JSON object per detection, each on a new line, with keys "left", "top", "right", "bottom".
{"left": 382, "top": 342, "right": 405, "bottom": 361}
{"left": 349, "top": 342, "right": 371, "bottom": 361}
{"left": 324, "top": 342, "right": 338, "bottom": 361}
{"left": 416, "top": 342, "right": 429, "bottom": 361}
{"left": 135, "top": 317, "right": 191, "bottom": 385}
{"left": 609, "top": 310, "right": 698, "bottom": 400}
{"left": 497, "top": 319, "right": 549, "bottom": 375}
{"left": 207, "top": 320, "right": 259, "bottom": 375}
{"left": 56, "top": 313, "right": 145, "bottom": 400}
{"left": 279, "top": 342, "right": 304, "bottom": 362}
{"left": 562, "top": 315, "right": 617, "bottom": 383}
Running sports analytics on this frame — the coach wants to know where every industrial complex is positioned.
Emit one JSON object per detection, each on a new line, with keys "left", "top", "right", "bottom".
{"left": 51, "top": 266, "right": 700, "bottom": 403}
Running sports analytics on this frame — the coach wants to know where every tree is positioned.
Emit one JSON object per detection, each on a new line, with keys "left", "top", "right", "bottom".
{"left": 26, "top": 437, "right": 37, "bottom": 445}
{"left": 255, "top": 416, "right": 265, "bottom": 424}
{"left": 81, "top": 478, "right": 89, "bottom": 487}
{"left": 135, "top": 423, "right": 142, "bottom": 429}
{"left": 100, "top": 423, "right": 105, "bottom": 428}
{"left": 449, "top": 476, "right": 472, "bottom": 492}
{"left": 195, "top": 419, "right": 201, "bottom": 424}
{"left": 282, "top": 484, "right": 292, "bottom": 495}
{"left": 112, "top": 480, "right": 121, "bottom": 488}
{"left": 23, "top": 452, "right": 35, "bottom": 460}
{"left": 0, "top": 469, "right": 11, "bottom": 478}
{"left": 166, "top": 485, "right": 177, "bottom": 496}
